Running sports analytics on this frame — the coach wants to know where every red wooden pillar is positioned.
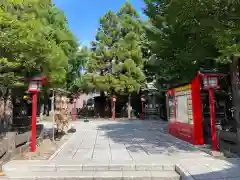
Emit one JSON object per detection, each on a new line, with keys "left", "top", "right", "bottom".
{"left": 113, "top": 101, "right": 116, "bottom": 120}
{"left": 112, "top": 96, "right": 116, "bottom": 120}
{"left": 27, "top": 75, "right": 47, "bottom": 152}
{"left": 73, "top": 99, "right": 77, "bottom": 121}
{"left": 209, "top": 88, "right": 218, "bottom": 151}
{"left": 140, "top": 95, "right": 145, "bottom": 120}
{"left": 141, "top": 101, "right": 144, "bottom": 120}
{"left": 31, "top": 93, "right": 37, "bottom": 152}
{"left": 191, "top": 76, "right": 204, "bottom": 145}
{"left": 173, "top": 94, "right": 177, "bottom": 122}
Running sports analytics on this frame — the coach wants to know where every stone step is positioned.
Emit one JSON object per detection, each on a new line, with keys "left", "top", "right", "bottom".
{"left": 3, "top": 160, "right": 175, "bottom": 174}
{"left": 1, "top": 171, "right": 180, "bottom": 180}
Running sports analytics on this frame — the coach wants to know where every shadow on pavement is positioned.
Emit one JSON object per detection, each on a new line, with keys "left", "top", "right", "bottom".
{"left": 180, "top": 158, "right": 240, "bottom": 180}
{"left": 37, "top": 124, "right": 64, "bottom": 141}
{"left": 97, "top": 121, "right": 198, "bottom": 154}
{"left": 98, "top": 121, "right": 240, "bottom": 179}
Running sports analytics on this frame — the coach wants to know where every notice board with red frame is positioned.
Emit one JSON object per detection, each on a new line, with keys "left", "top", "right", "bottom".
{"left": 166, "top": 76, "right": 204, "bottom": 145}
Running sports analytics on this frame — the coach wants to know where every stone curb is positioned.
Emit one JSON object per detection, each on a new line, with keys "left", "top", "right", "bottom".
{"left": 175, "top": 164, "right": 195, "bottom": 180}
{"left": 3, "top": 162, "right": 175, "bottom": 174}
{"left": 48, "top": 132, "right": 76, "bottom": 160}
{"left": 0, "top": 171, "right": 180, "bottom": 180}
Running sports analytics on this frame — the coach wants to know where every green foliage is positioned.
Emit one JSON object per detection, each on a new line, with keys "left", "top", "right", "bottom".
{"left": 67, "top": 46, "right": 91, "bottom": 93}
{"left": 0, "top": 0, "right": 78, "bottom": 90}
{"left": 144, "top": 0, "right": 240, "bottom": 88}
{"left": 84, "top": 2, "right": 147, "bottom": 94}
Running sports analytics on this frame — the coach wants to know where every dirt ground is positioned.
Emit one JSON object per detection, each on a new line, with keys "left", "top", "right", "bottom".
{"left": 13, "top": 132, "right": 73, "bottom": 160}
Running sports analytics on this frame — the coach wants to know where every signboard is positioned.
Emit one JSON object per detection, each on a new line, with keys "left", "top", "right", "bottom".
{"left": 168, "top": 94, "right": 175, "bottom": 122}
{"left": 174, "top": 85, "right": 193, "bottom": 124}
{"left": 167, "top": 76, "right": 205, "bottom": 145}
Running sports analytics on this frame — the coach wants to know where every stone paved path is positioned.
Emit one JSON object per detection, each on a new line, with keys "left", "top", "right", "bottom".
{"left": 48, "top": 120, "right": 240, "bottom": 180}
{"left": 50, "top": 120, "right": 206, "bottom": 163}
{"left": 3, "top": 120, "right": 240, "bottom": 180}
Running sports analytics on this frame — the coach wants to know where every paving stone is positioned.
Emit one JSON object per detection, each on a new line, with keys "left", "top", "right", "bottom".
{"left": 135, "top": 164, "right": 163, "bottom": 171}
{"left": 0, "top": 178, "right": 9, "bottom": 180}
{"left": 82, "top": 164, "right": 109, "bottom": 171}
{"left": 110, "top": 160, "right": 134, "bottom": 165}
{"left": 122, "top": 171, "right": 151, "bottom": 180}
{"left": 92, "top": 150, "right": 111, "bottom": 158}
{"left": 219, "top": 170, "right": 240, "bottom": 179}
{"left": 7, "top": 172, "right": 95, "bottom": 179}
{"left": 162, "top": 164, "right": 175, "bottom": 171}
{"left": 56, "top": 164, "right": 82, "bottom": 172}
{"left": 94, "top": 171, "right": 122, "bottom": 180}
{"left": 176, "top": 163, "right": 222, "bottom": 180}
{"left": 92, "top": 156, "right": 111, "bottom": 162}
{"left": 111, "top": 150, "right": 132, "bottom": 161}
{"left": 3, "top": 162, "right": 57, "bottom": 173}
{"left": 110, "top": 144, "right": 126, "bottom": 149}
{"left": 108, "top": 164, "right": 136, "bottom": 171}
{"left": 151, "top": 171, "right": 180, "bottom": 180}
{"left": 72, "top": 150, "right": 93, "bottom": 160}
{"left": 9, "top": 178, "right": 36, "bottom": 180}
{"left": 4, "top": 160, "right": 48, "bottom": 165}
{"left": 26, "top": 165, "right": 57, "bottom": 172}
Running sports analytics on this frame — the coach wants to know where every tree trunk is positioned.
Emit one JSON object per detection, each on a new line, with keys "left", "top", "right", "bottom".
{"left": 0, "top": 88, "right": 13, "bottom": 132}
{"left": 230, "top": 56, "right": 240, "bottom": 143}
{"left": 230, "top": 57, "right": 240, "bottom": 127}
{"left": 127, "top": 94, "right": 132, "bottom": 120}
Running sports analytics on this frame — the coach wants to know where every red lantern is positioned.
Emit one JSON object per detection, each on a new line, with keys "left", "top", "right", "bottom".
{"left": 27, "top": 76, "right": 47, "bottom": 93}
{"left": 202, "top": 76, "right": 219, "bottom": 90}
{"left": 141, "top": 96, "right": 145, "bottom": 102}
{"left": 199, "top": 73, "right": 224, "bottom": 151}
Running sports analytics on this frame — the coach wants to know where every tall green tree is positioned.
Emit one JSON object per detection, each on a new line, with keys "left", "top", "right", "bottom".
{"left": 144, "top": 0, "right": 240, "bottom": 88}
{"left": 84, "top": 2, "right": 147, "bottom": 118}
{"left": 67, "top": 46, "right": 91, "bottom": 93}
{"left": 0, "top": 0, "right": 78, "bottom": 91}
{"left": 0, "top": 0, "right": 78, "bottom": 124}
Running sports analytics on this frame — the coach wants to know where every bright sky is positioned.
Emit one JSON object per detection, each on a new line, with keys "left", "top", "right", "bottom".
{"left": 53, "top": 0, "right": 146, "bottom": 47}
